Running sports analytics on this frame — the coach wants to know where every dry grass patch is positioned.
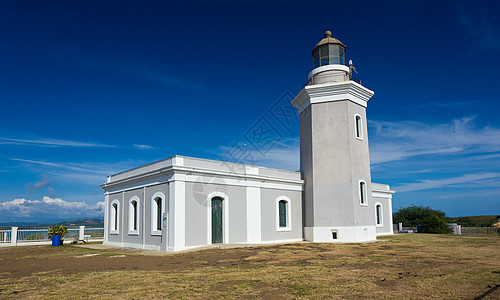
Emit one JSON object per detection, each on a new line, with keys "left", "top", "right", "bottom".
{"left": 0, "top": 234, "right": 499, "bottom": 299}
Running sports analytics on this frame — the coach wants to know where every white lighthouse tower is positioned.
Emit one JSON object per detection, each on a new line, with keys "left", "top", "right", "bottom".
{"left": 292, "top": 31, "right": 376, "bottom": 242}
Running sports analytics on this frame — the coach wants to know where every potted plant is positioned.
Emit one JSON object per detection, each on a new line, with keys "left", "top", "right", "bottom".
{"left": 48, "top": 224, "right": 68, "bottom": 246}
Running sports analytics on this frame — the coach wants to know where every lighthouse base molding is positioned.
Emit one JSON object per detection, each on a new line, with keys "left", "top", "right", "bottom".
{"left": 304, "top": 226, "right": 377, "bottom": 243}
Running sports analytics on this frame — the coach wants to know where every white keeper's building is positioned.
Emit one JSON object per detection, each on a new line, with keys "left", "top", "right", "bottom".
{"left": 100, "top": 31, "right": 395, "bottom": 252}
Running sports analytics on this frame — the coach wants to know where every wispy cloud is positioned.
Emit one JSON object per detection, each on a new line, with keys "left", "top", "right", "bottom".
{"left": 133, "top": 144, "right": 154, "bottom": 150}
{"left": 436, "top": 188, "right": 500, "bottom": 199}
{"left": 0, "top": 137, "right": 115, "bottom": 148}
{"left": 11, "top": 158, "right": 119, "bottom": 186}
{"left": 0, "top": 196, "right": 103, "bottom": 223}
{"left": 250, "top": 140, "right": 300, "bottom": 171}
{"left": 213, "top": 116, "right": 500, "bottom": 180}
{"left": 26, "top": 175, "right": 51, "bottom": 193}
{"left": 219, "top": 138, "right": 300, "bottom": 171}
{"left": 394, "top": 172, "right": 500, "bottom": 192}
{"left": 11, "top": 158, "right": 60, "bottom": 167}
{"left": 46, "top": 172, "right": 108, "bottom": 185}
{"left": 10, "top": 158, "right": 111, "bottom": 175}
{"left": 43, "top": 47, "right": 208, "bottom": 93}
{"left": 369, "top": 116, "right": 500, "bottom": 164}
{"left": 10, "top": 158, "right": 144, "bottom": 185}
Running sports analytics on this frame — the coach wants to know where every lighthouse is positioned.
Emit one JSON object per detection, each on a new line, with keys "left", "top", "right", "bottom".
{"left": 292, "top": 31, "right": 377, "bottom": 242}
{"left": 100, "top": 30, "right": 395, "bottom": 252}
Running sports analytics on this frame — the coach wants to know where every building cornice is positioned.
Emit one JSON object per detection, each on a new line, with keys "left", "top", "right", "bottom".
{"left": 100, "top": 165, "right": 304, "bottom": 191}
{"left": 292, "top": 81, "right": 374, "bottom": 114}
{"left": 372, "top": 187, "right": 396, "bottom": 199}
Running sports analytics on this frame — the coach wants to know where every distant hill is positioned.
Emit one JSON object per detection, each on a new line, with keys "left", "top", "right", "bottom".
{"left": 58, "top": 218, "right": 104, "bottom": 227}
{"left": 0, "top": 218, "right": 104, "bottom": 229}
{"left": 446, "top": 215, "right": 499, "bottom": 227}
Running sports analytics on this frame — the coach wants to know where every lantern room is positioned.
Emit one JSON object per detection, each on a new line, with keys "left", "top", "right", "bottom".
{"left": 307, "top": 30, "right": 350, "bottom": 85}
{"left": 312, "top": 31, "right": 346, "bottom": 68}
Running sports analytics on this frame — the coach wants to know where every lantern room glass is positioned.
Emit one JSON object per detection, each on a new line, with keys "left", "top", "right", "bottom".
{"left": 313, "top": 44, "right": 345, "bottom": 68}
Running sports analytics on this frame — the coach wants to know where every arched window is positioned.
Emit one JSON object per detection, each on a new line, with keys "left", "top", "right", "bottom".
{"left": 376, "top": 204, "right": 383, "bottom": 226}
{"left": 276, "top": 197, "right": 292, "bottom": 231}
{"left": 355, "top": 114, "right": 363, "bottom": 140}
{"left": 279, "top": 200, "right": 287, "bottom": 228}
{"left": 151, "top": 192, "right": 165, "bottom": 236}
{"left": 153, "top": 198, "right": 162, "bottom": 232}
{"left": 359, "top": 181, "right": 367, "bottom": 206}
{"left": 128, "top": 197, "right": 139, "bottom": 235}
{"left": 110, "top": 199, "right": 120, "bottom": 234}
{"left": 113, "top": 203, "right": 118, "bottom": 230}
{"left": 155, "top": 198, "right": 161, "bottom": 231}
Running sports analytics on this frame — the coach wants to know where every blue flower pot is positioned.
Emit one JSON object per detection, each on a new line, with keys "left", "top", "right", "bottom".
{"left": 52, "top": 235, "right": 61, "bottom": 246}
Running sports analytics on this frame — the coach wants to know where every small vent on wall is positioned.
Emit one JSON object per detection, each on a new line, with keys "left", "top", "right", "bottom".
{"left": 331, "top": 229, "right": 338, "bottom": 240}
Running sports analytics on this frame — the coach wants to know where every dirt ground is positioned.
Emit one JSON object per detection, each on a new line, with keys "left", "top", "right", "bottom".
{"left": 0, "top": 234, "right": 499, "bottom": 299}
{"left": 0, "top": 243, "right": 264, "bottom": 279}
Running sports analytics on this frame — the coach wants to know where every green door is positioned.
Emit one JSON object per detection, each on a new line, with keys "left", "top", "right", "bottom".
{"left": 211, "top": 197, "right": 223, "bottom": 244}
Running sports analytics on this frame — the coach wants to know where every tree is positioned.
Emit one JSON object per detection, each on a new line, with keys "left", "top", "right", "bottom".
{"left": 421, "top": 215, "right": 451, "bottom": 234}
{"left": 393, "top": 205, "right": 451, "bottom": 234}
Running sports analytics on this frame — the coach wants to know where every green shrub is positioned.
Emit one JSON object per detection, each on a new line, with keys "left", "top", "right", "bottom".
{"left": 394, "top": 205, "right": 451, "bottom": 234}
{"left": 48, "top": 224, "right": 68, "bottom": 240}
{"left": 421, "top": 215, "right": 452, "bottom": 234}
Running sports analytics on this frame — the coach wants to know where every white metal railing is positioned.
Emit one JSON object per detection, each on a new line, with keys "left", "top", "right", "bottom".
{"left": 85, "top": 228, "right": 105, "bottom": 240}
{"left": 66, "top": 228, "right": 80, "bottom": 240}
{"left": 0, "top": 226, "right": 104, "bottom": 246}
{"left": 17, "top": 229, "right": 50, "bottom": 242}
{"left": 0, "top": 229, "right": 11, "bottom": 243}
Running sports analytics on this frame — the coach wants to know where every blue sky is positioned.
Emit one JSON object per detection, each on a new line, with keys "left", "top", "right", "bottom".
{"left": 0, "top": 0, "right": 499, "bottom": 223}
